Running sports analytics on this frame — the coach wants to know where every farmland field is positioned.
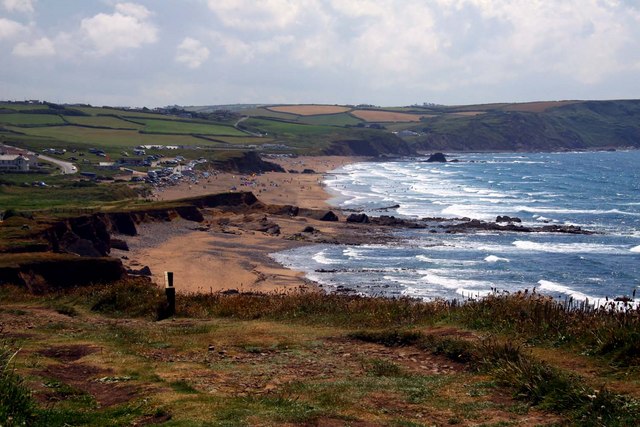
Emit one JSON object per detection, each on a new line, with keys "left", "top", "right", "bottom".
{"left": 5, "top": 125, "right": 204, "bottom": 147}
{"left": 0, "top": 113, "right": 66, "bottom": 126}
{"left": 242, "top": 118, "right": 335, "bottom": 136}
{"left": 139, "top": 119, "right": 247, "bottom": 136}
{"left": 72, "top": 106, "right": 182, "bottom": 120}
{"left": 351, "top": 110, "right": 425, "bottom": 122}
{"left": 197, "top": 135, "right": 276, "bottom": 145}
{"left": 267, "top": 105, "right": 352, "bottom": 115}
{"left": 240, "top": 108, "right": 299, "bottom": 120}
{"left": 62, "top": 115, "right": 143, "bottom": 129}
{"left": 0, "top": 103, "right": 51, "bottom": 111}
{"left": 298, "top": 113, "right": 362, "bottom": 127}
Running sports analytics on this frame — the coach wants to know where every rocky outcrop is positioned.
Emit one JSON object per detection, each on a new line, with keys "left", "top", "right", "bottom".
{"left": 0, "top": 254, "right": 125, "bottom": 293}
{"left": 426, "top": 152, "right": 447, "bottom": 162}
{"left": 319, "top": 211, "right": 339, "bottom": 222}
{"left": 346, "top": 213, "right": 370, "bottom": 223}
{"left": 181, "top": 191, "right": 260, "bottom": 211}
{"left": 214, "top": 151, "right": 285, "bottom": 174}
{"left": 496, "top": 215, "right": 522, "bottom": 223}
{"left": 443, "top": 219, "right": 594, "bottom": 234}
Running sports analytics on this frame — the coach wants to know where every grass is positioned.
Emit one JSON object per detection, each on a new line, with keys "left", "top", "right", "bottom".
{"left": 5, "top": 125, "right": 204, "bottom": 147}
{"left": 0, "top": 181, "right": 139, "bottom": 211}
{"left": 139, "top": 119, "right": 248, "bottom": 136}
{"left": 0, "top": 113, "right": 65, "bottom": 126}
{"left": 61, "top": 115, "right": 143, "bottom": 129}
{"left": 3, "top": 281, "right": 640, "bottom": 425}
{"left": 297, "top": 112, "right": 362, "bottom": 127}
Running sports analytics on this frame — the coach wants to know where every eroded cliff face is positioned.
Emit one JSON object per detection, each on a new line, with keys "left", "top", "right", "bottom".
{"left": 214, "top": 151, "right": 285, "bottom": 174}
{"left": 0, "top": 192, "right": 262, "bottom": 291}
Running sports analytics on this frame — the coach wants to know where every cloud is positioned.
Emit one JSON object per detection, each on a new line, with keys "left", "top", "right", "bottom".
{"left": 175, "top": 37, "right": 210, "bottom": 69}
{"left": 209, "top": 31, "right": 294, "bottom": 63}
{"left": 12, "top": 36, "right": 55, "bottom": 57}
{"left": 207, "top": 0, "right": 307, "bottom": 31}
{"left": 80, "top": 2, "right": 157, "bottom": 55}
{"left": 0, "top": 17, "right": 27, "bottom": 39}
{"left": 2, "top": 0, "right": 34, "bottom": 14}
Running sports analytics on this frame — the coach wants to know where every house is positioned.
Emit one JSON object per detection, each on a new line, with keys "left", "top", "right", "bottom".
{"left": 0, "top": 154, "right": 30, "bottom": 171}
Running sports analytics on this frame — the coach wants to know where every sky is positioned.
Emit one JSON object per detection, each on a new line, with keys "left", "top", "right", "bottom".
{"left": 1, "top": 0, "right": 640, "bottom": 108}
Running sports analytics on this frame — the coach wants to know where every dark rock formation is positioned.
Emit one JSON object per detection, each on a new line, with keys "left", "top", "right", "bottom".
{"left": 0, "top": 255, "right": 125, "bottom": 293}
{"left": 496, "top": 215, "right": 522, "bottom": 223}
{"left": 110, "top": 239, "right": 129, "bottom": 251}
{"left": 372, "top": 215, "right": 426, "bottom": 229}
{"left": 319, "top": 211, "right": 339, "bottom": 222}
{"left": 426, "top": 152, "right": 447, "bottom": 162}
{"left": 346, "top": 213, "right": 370, "bottom": 223}
{"left": 128, "top": 266, "right": 152, "bottom": 276}
{"left": 214, "top": 151, "right": 285, "bottom": 174}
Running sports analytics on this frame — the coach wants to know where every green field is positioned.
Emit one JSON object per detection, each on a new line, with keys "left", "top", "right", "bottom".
{"left": 72, "top": 106, "right": 177, "bottom": 120}
{"left": 139, "top": 119, "right": 247, "bottom": 136}
{"left": 0, "top": 113, "right": 65, "bottom": 126}
{"left": 0, "top": 181, "right": 139, "bottom": 211}
{"left": 242, "top": 118, "right": 336, "bottom": 137}
{"left": 5, "top": 125, "right": 205, "bottom": 147}
{"left": 62, "top": 115, "right": 143, "bottom": 129}
{"left": 0, "top": 102, "right": 51, "bottom": 112}
{"left": 298, "top": 113, "right": 362, "bottom": 127}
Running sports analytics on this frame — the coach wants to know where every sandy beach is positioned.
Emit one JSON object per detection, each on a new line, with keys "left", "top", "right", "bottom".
{"left": 118, "top": 156, "right": 364, "bottom": 294}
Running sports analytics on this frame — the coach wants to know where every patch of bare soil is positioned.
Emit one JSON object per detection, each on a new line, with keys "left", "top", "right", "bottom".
{"left": 38, "top": 344, "right": 99, "bottom": 362}
{"left": 38, "top": 362, "right": 139, "bottom": 407}
{"left": 351, "top": 109, "right": 425, "bottom": 122}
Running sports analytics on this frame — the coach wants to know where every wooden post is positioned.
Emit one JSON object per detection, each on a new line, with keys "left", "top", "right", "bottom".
{"left": 164, "top": 271, "right": 175, "bottom": 317}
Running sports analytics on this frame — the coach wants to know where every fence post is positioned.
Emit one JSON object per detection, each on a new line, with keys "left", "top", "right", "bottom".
{"left": 164, "top": 271, "right": 175, "bottom": 317}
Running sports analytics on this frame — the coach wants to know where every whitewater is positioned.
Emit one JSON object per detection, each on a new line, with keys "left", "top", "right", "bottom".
{"left": 272, "top": 151, "right": 640, "bottom": 303}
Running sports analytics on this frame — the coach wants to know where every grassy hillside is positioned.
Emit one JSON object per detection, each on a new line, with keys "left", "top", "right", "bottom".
{"left": 412, "top": 100, "right": 640, "bottom": 151}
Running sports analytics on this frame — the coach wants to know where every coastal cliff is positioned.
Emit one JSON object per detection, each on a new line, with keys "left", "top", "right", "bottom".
{"left": 411, "top": 100, "right": 640, "bottom": 151}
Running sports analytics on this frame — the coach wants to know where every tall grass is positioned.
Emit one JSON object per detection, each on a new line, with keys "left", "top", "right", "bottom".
{"left": 0, "top": 342, "right": 36, "bottom": 425}
{"left": 76, "top": 282, "right": 640, "bottom": 365}
{"left": 350, "top": 330, "right": 640, "bottom": 425}
{"left": 450, "top": 291, "right": 640, "bottom": 365}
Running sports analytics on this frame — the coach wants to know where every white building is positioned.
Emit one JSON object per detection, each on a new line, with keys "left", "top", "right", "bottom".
{"left": 0, "top": 154, "right": 30, "bottom": 171}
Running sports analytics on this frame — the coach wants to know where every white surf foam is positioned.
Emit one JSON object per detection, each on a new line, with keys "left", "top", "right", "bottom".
{"left": 537, "top": 280, "right": 591, "bottom": 302}
{"left": 513, "top": 240, "right": 624, "bottom": 254}
{"left": 631, "top": 245, "right": 640, "bottom": 253}
{"left": 516, "top": 206, "right": 640, "bottom": 217}
{"left": 312, "top": 249, "right": 340, "bottom": 265}
{"left": 484, "top": 255, "right": 509, "bottom": 263}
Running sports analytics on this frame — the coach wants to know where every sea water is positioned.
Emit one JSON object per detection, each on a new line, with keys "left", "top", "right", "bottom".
{"left": 272, "top": 151, "right": 640, "bottom": 302}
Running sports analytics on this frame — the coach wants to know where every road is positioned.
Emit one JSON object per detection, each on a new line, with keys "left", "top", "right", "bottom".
{"left": 37, "top": 153, "right": 77, "bottom": 174}
{"left": 2, "top": 144, "right": 77, "bottom": 174}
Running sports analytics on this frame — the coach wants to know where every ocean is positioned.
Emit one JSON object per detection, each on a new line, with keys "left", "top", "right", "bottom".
{"left": 272, "top": 151, "right": 640, "bottom": 303}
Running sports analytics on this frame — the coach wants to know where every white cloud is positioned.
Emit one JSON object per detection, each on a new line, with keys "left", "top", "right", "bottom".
{"left": 12, "top": 36, "right": 55, "bottom": 57}
{"left": 80, "top": 2, "right": 157, "bottom": 55}
{"left": 175, "top": 37, "right": 210, "bottom": 69}
{"left": 115, "top": 2, "right": 151, "bottom": 20}
{"left": 209, "top": 31, "right": 294, "bottom": 63}
{"left": 0, "top": 17, "right": 27, "bottom": 39}
{"left": 2, "top": 0, "right": 34, "bottom": 13}
{"left": 207, "top": 0, "right": 307, "bottom": 31}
